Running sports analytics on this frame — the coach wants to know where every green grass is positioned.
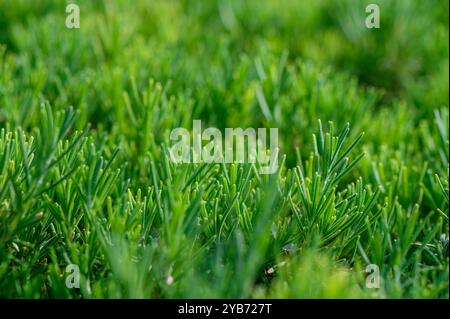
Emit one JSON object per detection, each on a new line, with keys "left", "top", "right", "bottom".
{"left": 0, "top": 0, "right": 448, "bottom": 298}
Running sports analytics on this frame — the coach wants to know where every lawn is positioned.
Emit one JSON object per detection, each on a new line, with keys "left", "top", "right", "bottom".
{"left": 0, "top": 0, "right": 448, "bottom": 298}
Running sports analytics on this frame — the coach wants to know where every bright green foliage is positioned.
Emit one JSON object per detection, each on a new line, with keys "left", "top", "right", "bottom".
{"left": 0, "top": 0, "right": 448, "bottom": 298}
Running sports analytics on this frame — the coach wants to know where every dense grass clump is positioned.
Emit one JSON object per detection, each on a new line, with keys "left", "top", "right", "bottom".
{"left": 0, "top": 0, "right": 448, "bottom": 298}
